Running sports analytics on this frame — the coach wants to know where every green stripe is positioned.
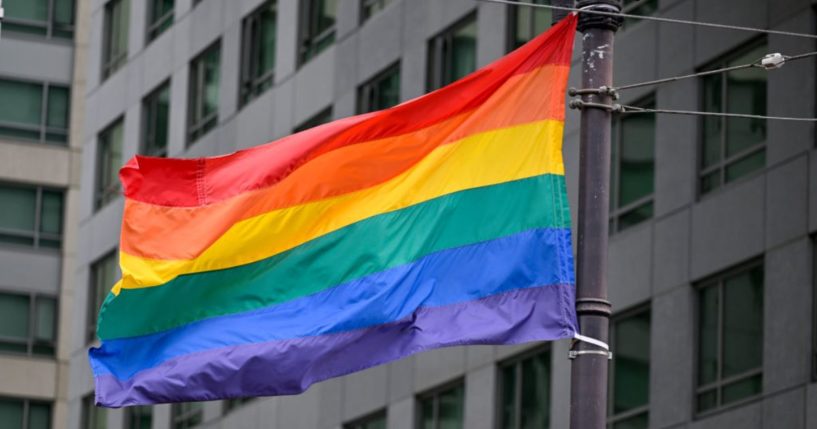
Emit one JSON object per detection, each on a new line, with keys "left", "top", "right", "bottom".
{"left": 99, "top": 174, "right": 571, "bottom": 340}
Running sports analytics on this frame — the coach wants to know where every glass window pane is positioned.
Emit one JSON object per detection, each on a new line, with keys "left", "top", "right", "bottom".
{"left": 725, "top": 61, "right": 766, "bottom": 157}
{"left": 47, "top": 86, "right": 70, "bottom": 130}
{"left": 0, "top": 79, "right": 44, "bottom": 128}
{"left": 0, "top": 185, "right": 37, "bottom": 232}
{"left": 500, "top": 365, "right": 516, "bottom": 429}
{"left": 203, "top": 47, "right": 221, "bottom": 118}
{"left": 722, "top": 266, "right": 763, "bottom": 378}
{"left": 617, "top": 202, "right": 653, "bottom": 232}
{"left": 0, "top": 399, "right": 24, "bottom": 429}
{"left": 0, "top": 293, "right": 30, "bottom": 340}
{"left": 722, "top": 374, "right": 762, "bottom": 405}
{"left": 701, "top": 74, "right": 722, "bottom": 168}
{"left": 28, "top": 402, "right": 52, "bottom": 429}
{"left": 420, "top": 397, "right": 434, "bottom": 429}
{"left": 612, "top": 311, "right": 650, "bottom": 414}
{"left": 438, "top": 385, "right": 464, "bottom": 429}
{"left": 376, "top": 68, "right": 400, "bottom": 111}
{"left": 127, "top": 405, "right": 153, "bottom": 429}
{"left": 259, "top": 6, "right": 277, "bottom": 75}
{"left": 696, "top": 390, "right": 717, "bottom": 413}
{"left": 451, "top": 20, "right": 476, "bottom": 83}
{"left": 618, "top": 112, "right": 655, "bottom": 207}
{"left": 40, "top": 190, "right": 64, "bottom": 236}
{"left": 317, "top": 0, "right": 337, "bottom": 34}
{"left": 5, "top": 0, "right": 49, "bottom": 22}
{"left": 697, "top": 285, "right": 719, "bottom": 385}
{"left": 35, "top": 297, "right": 56, "bottom": 341}
{"left": 520, "top": 351, "right": 550, "bottom": 429}
{"left": 54, "top": 0, "right": 75, "bottom": 26}
{"left": 725, "top": 149, "right": 765, "bottom": 183}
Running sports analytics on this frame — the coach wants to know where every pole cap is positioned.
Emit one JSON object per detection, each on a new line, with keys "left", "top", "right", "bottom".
{"left": 576, "top": 0, "right": 623, "bottom": 32}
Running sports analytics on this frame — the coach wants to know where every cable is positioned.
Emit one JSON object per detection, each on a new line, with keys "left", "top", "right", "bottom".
{"left": 619, "top": 105, "right": 817, "bottom": 122}
{"left": 476, "top": 0, "right": 817, "bottom": 40}
{"left": 615, "top": 51, "right": 817, "bottom": 91}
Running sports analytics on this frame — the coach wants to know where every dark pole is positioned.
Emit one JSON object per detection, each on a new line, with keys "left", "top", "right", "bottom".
{"left": 569, "top": 1, "right": 622, "bottom": 429}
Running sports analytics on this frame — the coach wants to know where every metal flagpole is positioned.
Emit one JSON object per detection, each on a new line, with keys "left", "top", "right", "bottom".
{"left": 565, "top": 1, "right": 622, "bottom": 428}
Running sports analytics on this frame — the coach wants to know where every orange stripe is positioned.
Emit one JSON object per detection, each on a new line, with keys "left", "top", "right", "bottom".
{"left": 121, "top": 64, "right": 569, "bottom": 261}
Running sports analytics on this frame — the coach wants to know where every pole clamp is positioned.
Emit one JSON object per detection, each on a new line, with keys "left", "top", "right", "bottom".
{"left": 568, "top": 86, "right": 619, "bottom": 99}
{"left": 569, "top": 333, "right": 613, "bottom": 360}
{"left": 569, "top": 99, "right": 622, "bottom": 113}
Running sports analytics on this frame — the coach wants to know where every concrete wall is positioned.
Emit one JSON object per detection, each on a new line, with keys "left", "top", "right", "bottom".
{"left": 68, "top": 0, "right": 817, "bottom": 428}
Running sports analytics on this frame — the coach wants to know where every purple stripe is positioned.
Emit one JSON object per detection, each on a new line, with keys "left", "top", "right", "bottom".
{"left": 93, "top": 285, "right": 576, "bottom": 407}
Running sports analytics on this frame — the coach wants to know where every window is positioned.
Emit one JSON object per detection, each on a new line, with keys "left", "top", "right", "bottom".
{"left": 95, "top": 118, "right": 124, "bottom": 210}
{"left": 696, "top": 261, "right": 764, "bottom": 414}
{"left": 344, "top": 410, "right": 386, "bottom": 429}
{"left": 102, "top": 0, "right": 130, "bottom": 80}
{"left": 124, "top": 406, "right": 152, "bottom": 429}
{"left": 141, "top": 81, "right": 170, "bottom": 157}
{"left": 188, "top": 41, "right": 221, "bottom": 144}
{"left": 357, "top": 62, "right": 400, "bottom": 114}
{"left": 223, "top": 397, "right": 254, "bottom": 414}
{"left": 621, "top": 0, "right": 658, "bottom": 28}
{"left": 2, "top": 0, "right": 74, "bottom": 39}
{"left": 298, "top": 0, "right": 336, "bottom": 65}
{"left": 239, "top": 1, "right": 277, "bottom": 107}
{"left": 426, "top": 13, "right": 477, "bottom": 92}
{"left": 360, "top": 0, "right": 393, "bottom": 22}
{"left": 0, "top": 78, "right": 70, "bottom": 144}
{"left": 81, "top": 394, "right": 106, "bottom": 429}
{"left": 0, "top": 183, "right": 64, "bottom": 249}
{"left": 497, "top": 348, "right": 550, "bottom": 429}
{"left": 608, "top": 307, "right": 650, "bottom": 429}
{"left": 87, "top": 251, "right": 117, "bottom": 343}
{"left": 146, "top": 0, "right": 173, "bottom": 42}
{"left": 700, "top": 42, "right": 767, "bottom": 195}
{"left": 293, "top": 107, "right": 333, "bottom": 133}
{"left": 170, "top": 402, "right": 203, "bottom": 429}
{"left": 507, "top": 0, "right": 550, "bottom": 52}
{"left": 610, "top": 97, "right": 655, "bottom": 233}
{"left": 0, "top": 291, "right": 57, "bottom": 357}
{"left": 417, "top": 381, "right": 464, "bottom": 429}
{"left": 0, "top": 397, "right": 52, "bottom": 429}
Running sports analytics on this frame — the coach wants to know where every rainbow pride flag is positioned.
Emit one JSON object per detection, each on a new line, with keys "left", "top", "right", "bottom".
{"left": 90, "top": 15, "right": 579, "bottom": 407}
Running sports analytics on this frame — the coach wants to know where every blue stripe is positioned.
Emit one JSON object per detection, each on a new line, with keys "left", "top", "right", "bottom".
{"left": 91, "top": 227, "right": 574, "bottom": 380}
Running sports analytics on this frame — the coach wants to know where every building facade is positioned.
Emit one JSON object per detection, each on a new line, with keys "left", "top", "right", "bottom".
{"left": 0, "top": 0, "right": 91, "bottom": 428}
{"left": 58, "top": 0, "right": 817, "bottom": 428}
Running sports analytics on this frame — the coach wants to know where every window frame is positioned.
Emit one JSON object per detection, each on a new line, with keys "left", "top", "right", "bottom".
{"left": 694, "top": 258, "right": 764, "bottom": 416}
{"left": 343, "top": 409, "right": 387, "bottom": 429}
{"left": 356, "top": 61, "right": 401, "bottom": 114}
{"left": 697, "top": 39, "right": 768, "bottom": 198}
{"left": 239, "top": 0, "right": 277, "bottom": 108}
{"left": 146, "top": 0, "right": 174, "bottom": 43}
{"left": 415, "top": 378, "right": 466, "bottom": 429}
{"left": 505, "top": 0, "right": 551, "bottom": 53}
{"left": 0, "top": 182, "right": 65, "bottom": 249}
{"left": 123, "top": 405, "right": 152, "bottom": 429}
{"left": 609, "top": 95, "right": 656, "bottom": 233}
{"left": 607, "top": 304, "right": 651, "bottom": 428}
{"left": 0, "top": 396, "right": 53, "bottom": 429}
{"left": 0, "top": 289, "right": 58, "bottom": 358}
{"left": 86, "top": 250, "right": 117, "bottom": 344}
{"left": 0, "top": 77, "right": 70, "bottom": 145}
{"left": 140, "top": 80, "right": 171, "bottom": 157}
{"left": 101, "top": 0, "right": 130, "bottom": 81}
{"left": 495, "top": 345, "right": 552, "bottom": 429}
{"left": 1, "top": 0, "right": 76, "bottom": 40}
{"left": 426, "top": 11, "right": 477, "bottom": 92}
{"left": 360, "top": 0, "right": 393, "bottom": 23}
{"left": 170, "top": 402, "right": 203, "bottom": 429}
{"left": 297, "top": 0, "right": 337, "bottom": 66}
{"left": 187, "top": 40, "right": 221, "bottom": 145}
{"left": 80, "top": 393, "right": 105, "bottom": 429}
{"left": 94, "top": 117, "right": 124, "bottom": 211}
{"left": 293, "top": 106, "right": 333, "bottom": 133}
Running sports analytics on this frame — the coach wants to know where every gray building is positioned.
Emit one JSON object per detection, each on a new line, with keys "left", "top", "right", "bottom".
{"left": 55, "top": 0, "right": 817, "bottom": 428}
{"left": 0, "top": 0, "right": 90, "bottom": 428}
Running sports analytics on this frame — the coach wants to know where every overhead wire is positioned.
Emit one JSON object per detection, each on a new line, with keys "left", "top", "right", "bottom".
{"left": 476, "top": 0, "right": 817, "bottom": 40}
{"left": 618, "top": 105, "right": 817, "bottom": 122}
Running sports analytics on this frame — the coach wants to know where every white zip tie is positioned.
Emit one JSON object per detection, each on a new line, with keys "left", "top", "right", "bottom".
{"left": 569, "top": 332, "right": 613, "bottom": 360}
{"left": 573, "top": 332, "right": 609, "bottom": 350}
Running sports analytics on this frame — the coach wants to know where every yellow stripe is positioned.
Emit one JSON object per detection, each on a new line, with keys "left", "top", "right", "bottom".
{"left": 117, "top": 120, "right": 565, "bottom": 293}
